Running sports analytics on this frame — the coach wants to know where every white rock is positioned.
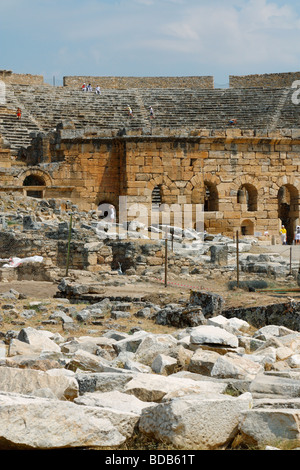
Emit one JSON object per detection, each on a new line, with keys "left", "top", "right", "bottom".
{"left": 239, "top": 408, "right": 300, "bottom": 446}
{"left": 0, "top": 366, "right": 78, "bottom": 401}
{"left": 124, "top": 373, "right": 227, "bottom": 402}
{"left": 17, "top": 327, "right": 61, "bottom": 353}
{"left": 75, "top": 390, "right": 153, "bottom": 414}
{"left": 211, "top": 352, "right": 263, "bottom": 380}
{"left": 190, "top": 325, "right": 239, "bottom": 349}
{"left": 139, "top": 392, "right": 252, "bottom": 450}
{"left": 151, "top": 354, "right": 177, "bottom": 375}
{"left": 134, "top": 334, "right": 178, "bottom": 366}
{"left": 0, "top": 392, "right": 126, "bottom": 449}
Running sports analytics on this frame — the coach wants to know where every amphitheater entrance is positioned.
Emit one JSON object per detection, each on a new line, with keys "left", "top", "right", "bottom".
{"left": 278, "top": 184, "right": 299, "bottom": 244}
{"left": 204, "top": 182, "right": 218, "bottom": 212}
{"left": 23, "top": 174, "right": 46, "bottom": 199}
{"left": 241, "top": 219, "right": 254, "bottom": 236}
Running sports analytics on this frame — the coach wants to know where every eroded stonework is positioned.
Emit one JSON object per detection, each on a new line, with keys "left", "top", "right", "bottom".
{"left": 1, "top": 71, "right": 300, "bottom": 244}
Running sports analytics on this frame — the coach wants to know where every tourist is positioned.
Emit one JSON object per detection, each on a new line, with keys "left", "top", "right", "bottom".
{"left": 280, "top": 225, "right": 287, "bottom": 245}
{"left": 295, "top": 226, "right": 300, "bottom": 244}
{"left": 82, "top": 83, "right": 86, "bottom": 92}
{"left": 108, "top": 204, "right": 116, "bottom": 223}
{"left": 16, "top": 108, "right": 21, "bottom": 120}
{"left": 95, "top": 86, "right": 101, "bottom": 95}
{"left": 149, "top": 106, "right": 155, "bottom": 119}
{"left": 126, "top": 105, "right": 133, "bottom": 117}
{"left": 229, "top": 118, "right": 237, "bottom": 125}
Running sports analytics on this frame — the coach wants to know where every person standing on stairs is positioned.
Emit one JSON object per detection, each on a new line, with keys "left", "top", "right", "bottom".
{"left": 149, "top": 106, "right": 155, "bottom": 119}
{"left": 95, "top": 85, "right": 101, "bottom": 95}
{"left": 126, "top": 105, "right": 133, "bottom": 117}
{"left": 16, "top": 108, "right": 22, "bottom": 120}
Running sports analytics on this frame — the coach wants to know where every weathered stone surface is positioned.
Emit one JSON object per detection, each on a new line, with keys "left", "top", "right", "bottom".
{"left": 134, "top": 334, "right": 178, "bottom": 366}
{"left": 0, "top": 366, "right": 78, "bottom": 400}
{"left": 211, "top": 352, "right": 264, "bottom": 380}
{"left": 189, "top": 325, "right": 239, "bottom": 349}
{"left": 124, "top": 373, "right": 227, "bottom": 402}
{"left": 250, "top": 372, "right": 300, "bottom": 398}
{"left": 17, "top": 327, "right": 61, "bottom": 353}
{"left": 0, "top": 392, "right": 126, "bottom": 449}
{"left": 239, "top": 408, "right": 300, "bottom": 446}
{"left": 188, "top": 349, "right": 221, "bottom": 376}
{"left": 151, "top": 354, "right": 177, "bottom": 375}
{"left": 139, "top": 392, "right": 252, "bottom": 449}
{"left": 75, "top": 390, "right": 153, "bottom": 414}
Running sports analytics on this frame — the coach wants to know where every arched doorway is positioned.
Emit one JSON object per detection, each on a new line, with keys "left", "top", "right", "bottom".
{"left": 151, "top": 185, "right": 162, "bottom": 211}
{"left": 237, "top": 184, "right": 257, "bottom": 211}
{"left": 204, "top": 181, "right": 218, "bottom": 211}
{"left": 278, "top": 184, "right": 299, "bottom": 244}
{"left": 241, "top": 219, "right": 254, "bottom": 236}
{"left": 23, "top": 174, "right": 46, "bottom": 199}
{"left": 97, "top": 201, "right": 116, "bottom": 222}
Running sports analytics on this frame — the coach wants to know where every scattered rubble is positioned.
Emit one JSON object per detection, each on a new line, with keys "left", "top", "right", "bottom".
{"left": 0, "top": 194, "right": 300, "bottom": 450}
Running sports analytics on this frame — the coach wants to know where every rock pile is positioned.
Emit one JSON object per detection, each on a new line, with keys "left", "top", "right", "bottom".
{"left": 1, "top": 290, "right": 300, "bottom": 450}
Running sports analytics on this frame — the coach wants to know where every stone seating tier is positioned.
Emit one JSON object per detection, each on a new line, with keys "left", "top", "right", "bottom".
{"left": 0, "top": 83, "right": 299, "bottom": 154}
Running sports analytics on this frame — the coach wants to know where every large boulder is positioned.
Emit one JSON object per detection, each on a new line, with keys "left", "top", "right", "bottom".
{"left": 124, "top": 373, "right": 227, "bottom": 402}
{"left": 0, "top": 392, "right": 126, "bottom": 449}
{"left": 189, "top": 325, "right": 239, "bottom": 350}
{"left": 239, "top": 408, "right": 300, "bottom": 446}
{"left": 0, "top": 366, "right": 78, "bottom": 401}
{"left": 139, "top": 392, "right": 252, "bottom": 449}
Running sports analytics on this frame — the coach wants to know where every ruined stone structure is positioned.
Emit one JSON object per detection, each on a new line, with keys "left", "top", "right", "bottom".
{"left": 1, "top": 70, "right": 300, "bottom": 243}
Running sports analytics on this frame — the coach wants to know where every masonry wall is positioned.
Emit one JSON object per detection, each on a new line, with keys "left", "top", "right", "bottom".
{"left": 63, "top": 76, "right": 214, "bottom": 89}
{"left": 229, "top": 71, "right": 300, "bottom": 88}
{"left": 0, "top": 70, "right": 44, "bottom": 85}
{"left": 19, "top": 127, "right": 300, "bottom": 243}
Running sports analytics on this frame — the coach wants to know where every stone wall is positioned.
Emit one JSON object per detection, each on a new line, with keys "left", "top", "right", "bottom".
{"left": 18, "top": 125, "right": 300, "bottom": 243}
{"left": 63, "top": 75, "right": 214, "bottom": 89}
{"left": 0, "top": 70, "right": 44, "bottom": 86}
{"left": 229, "top": 71, "right": 300, "bottom": 88}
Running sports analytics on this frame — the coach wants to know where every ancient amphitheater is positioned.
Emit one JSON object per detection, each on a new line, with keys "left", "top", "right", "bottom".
{"left": 1, "top": 69, "right": 300, "bottom": 243}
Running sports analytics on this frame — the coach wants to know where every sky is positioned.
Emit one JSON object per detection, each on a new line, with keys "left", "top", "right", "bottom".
{"left": 1, "top": 0, "right": 300, "bottom": 87}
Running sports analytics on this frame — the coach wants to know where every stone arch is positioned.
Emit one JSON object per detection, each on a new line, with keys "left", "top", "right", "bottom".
{"left": 97, "top": 200, "right": 116, "bottom": 220}
{"left": 241, "top": 219, "right": 255, "bottom": 236}
{"left": 277, "top": 183, "right": 299, "bottom": 244}
{"left": 147, "top": 175, "right": 179, "bottom": 205}
{"left": 151, "top": 185, "right": 162, "bottom": 210}
{"left": 204, "top": 180, "right": 219, "bottom": 211}
{"left": 18, "top": 168, "right": 52, "bottom": 199}
{"left": 189, "top": 173, "right": 221, "bottom": 206}
{"left": 18, "top": 168, "right": 53, "bottom": 187}
{"left": 237, "top": 183, "right": 258, "bottom": 211}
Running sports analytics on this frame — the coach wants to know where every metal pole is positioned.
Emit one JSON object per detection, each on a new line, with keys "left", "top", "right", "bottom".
{"left": 236, "top": 230, "right": 239, "bottom": 288}
{"left": 290, "top": 246, "right": 292, "bottom": 275}
{"left": 165, "top": 237, "right": 168, "bottom": 287}
{"left": 66, "top": 213, "right": 73, "bottom": 276}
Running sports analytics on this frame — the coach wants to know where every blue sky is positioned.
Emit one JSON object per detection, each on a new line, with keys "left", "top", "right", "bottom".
{"left": 1, "top": 0, "right": 300, "bottom": 86}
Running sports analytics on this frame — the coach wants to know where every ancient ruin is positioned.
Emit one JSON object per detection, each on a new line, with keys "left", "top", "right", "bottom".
{"left": 1, "top": 70, "right": 300, "bottom": 450}
{"left": 1, "top": 70, "right": 300, "bottom": 243}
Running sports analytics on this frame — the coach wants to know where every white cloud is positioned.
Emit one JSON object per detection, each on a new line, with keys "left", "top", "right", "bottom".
{"left": 2, "top": 0, "right": 300, "bottom": 80}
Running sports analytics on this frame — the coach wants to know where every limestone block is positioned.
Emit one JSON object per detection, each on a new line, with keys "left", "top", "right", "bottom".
{"left": 0, "top": 366, "right": 78, "bottom": 400}
{"left": 139, "top": 392, "right": 252, "bottom": 449}
{"left": 0, "top": 393, "right": 126, "bottom": 449}
{"left": 239, "top": 408, "right": 300, "bottom": 446}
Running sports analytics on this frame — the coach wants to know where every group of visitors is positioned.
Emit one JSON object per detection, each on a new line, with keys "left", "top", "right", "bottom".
{"left": 82, "top": 83, "right": 101, "bottom": 94}
{"left": 279, "top": 225, "right": 300, "bottom": 245}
